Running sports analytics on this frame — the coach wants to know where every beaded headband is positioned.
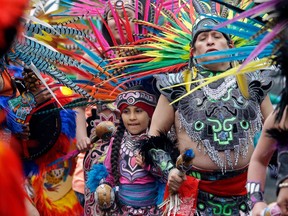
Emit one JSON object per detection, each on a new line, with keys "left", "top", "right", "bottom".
{"left": 116, "top": 90, "right": 156, "bottom": 117}
{"left": 116, "top": 90, "right": 156, "bottom": 108}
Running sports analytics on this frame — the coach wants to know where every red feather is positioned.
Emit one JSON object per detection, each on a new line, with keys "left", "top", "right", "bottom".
{"left": 0, "top": 142, "right": 27, "bottom": 216}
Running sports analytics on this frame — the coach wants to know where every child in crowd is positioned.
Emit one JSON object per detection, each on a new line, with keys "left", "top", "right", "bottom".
{"left": 90, "top": 87, "right": 175, "bottom": 215}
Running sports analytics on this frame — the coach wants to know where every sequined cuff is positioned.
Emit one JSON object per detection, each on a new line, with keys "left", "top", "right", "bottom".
{"left": 246, "top": 182, "right": 264, "bottom": 209}
{"left": 250, "top": 191, "right": 264, "bottom": 209}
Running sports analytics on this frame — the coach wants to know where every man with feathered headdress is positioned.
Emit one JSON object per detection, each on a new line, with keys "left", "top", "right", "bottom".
{"left": 148, "top": 1, "right": 274, "bottom": 215}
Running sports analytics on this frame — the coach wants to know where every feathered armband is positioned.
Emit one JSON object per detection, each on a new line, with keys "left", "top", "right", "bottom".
{"left": 139, "top": 132, "right": 179, "bottom": 181}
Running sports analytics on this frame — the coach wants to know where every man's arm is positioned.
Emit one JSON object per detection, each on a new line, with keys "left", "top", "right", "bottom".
{"left": 260, "top": 95, "right": 274, "bottom": 121}
{"left": 149, "top": 94, "right": 175, "bottom": 136}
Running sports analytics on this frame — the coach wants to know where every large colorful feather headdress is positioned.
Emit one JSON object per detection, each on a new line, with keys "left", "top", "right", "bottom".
{"left": 104, "top": 0, "right": 257, "bottom": 96}
{"left": 10, "top": 0, "right": 182, "bottom": 101}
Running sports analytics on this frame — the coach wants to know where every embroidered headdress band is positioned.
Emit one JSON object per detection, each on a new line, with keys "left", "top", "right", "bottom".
{"left": 191, "top": 15, "right": 231, "bottom": 47}
{"left": 116, "top": 90, "right": 156, "bottom": 117}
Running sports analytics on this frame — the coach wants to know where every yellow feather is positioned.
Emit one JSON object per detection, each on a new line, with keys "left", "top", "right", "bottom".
{"left": 183, "top": 69, "right": 192, "bottom": 92}
{"left": 167, "top": 58, "right": 272, "bottom": 105}
{"left": 236, "top": 74, "right": 250, "bottom": 99}
{"left": 34, "top": 32, "right": 53, "bottom": 42}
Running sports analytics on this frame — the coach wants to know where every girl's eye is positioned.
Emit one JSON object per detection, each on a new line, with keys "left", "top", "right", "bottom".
{"left": 136, "top": 109, "right": 143, "bottom": 113}
{"left": 122, "top": 110, "right": 129, "bottom": 114}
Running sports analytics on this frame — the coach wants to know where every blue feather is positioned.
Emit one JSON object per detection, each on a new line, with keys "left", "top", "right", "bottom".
{"left": 60, "top": 109, "right": 76, "bottom": 139}
{"left": 22, "top": 160, "right": 39, "bottom": 177}
{"left": 195, "top": 45, "right": 273, "bottom": 58}
{"left": 86, "top": 164, "right": 108, "bottom": 193}
{"left": 156, "top": 181, "right": 166, "bottom": 205}
{"left": 184, "top": 149, "right": 195, "bottom": 158}
{"left": 67, "top": 37, "right": 107, "bottom": 68}
{"left": 7, "top": 65, "right": 23, "bottom": 79}
{"left": 196, "top": 53, "right": 271, "bottom": 66}
{"left": 202, "top": 14, "right": 262, "bottom": 33}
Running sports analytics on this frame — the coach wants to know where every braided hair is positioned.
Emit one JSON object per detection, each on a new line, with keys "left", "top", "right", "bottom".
{"left": 111, "top": 118, "right": 125, "bottom": 186}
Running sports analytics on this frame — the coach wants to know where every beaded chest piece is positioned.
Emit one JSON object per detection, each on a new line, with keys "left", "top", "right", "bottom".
{"left": 156, "top": 69, "right": 272, "bottom": 172}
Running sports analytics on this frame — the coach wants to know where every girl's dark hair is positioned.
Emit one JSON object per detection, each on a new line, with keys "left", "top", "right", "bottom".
{"left": 111, "top": 118, "right": 125, "bottom": 185}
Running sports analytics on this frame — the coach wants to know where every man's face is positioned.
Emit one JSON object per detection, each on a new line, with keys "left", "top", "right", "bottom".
{"left": 192, "top": 30, "right": 232, "bottom": 66}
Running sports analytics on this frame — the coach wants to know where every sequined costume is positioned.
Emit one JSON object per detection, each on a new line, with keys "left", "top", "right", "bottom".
{"left": 156, "top": 67, "right": 272, "bottom": 215}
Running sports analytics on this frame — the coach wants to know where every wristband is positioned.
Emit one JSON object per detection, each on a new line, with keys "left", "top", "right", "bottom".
{"left": 246, "top": 182, "right": 264, "bottom": 209}
{"left": 279, "top": 182, "right": 288, "bottom": 188}
{"left": 250, "top": 191, "right": 264, "bottom": 209}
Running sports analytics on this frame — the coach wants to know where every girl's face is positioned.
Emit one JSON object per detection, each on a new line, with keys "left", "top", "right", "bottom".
{"left": 121, "top": 105, "right": 150, "bottom": 135}
{"left": 106, "top": 7, "right": 136, "bottom": 43}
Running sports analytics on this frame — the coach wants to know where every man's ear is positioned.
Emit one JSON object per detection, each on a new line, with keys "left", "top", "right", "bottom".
{"left": 228, "top": 41, "right": 234, "bottom": 48}
{"left": 190, "top": 47, "right": 194, "bottom": 57}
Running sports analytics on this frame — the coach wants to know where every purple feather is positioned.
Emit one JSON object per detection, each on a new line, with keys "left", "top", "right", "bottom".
{"left": 238, "top": 20, "right": 288, "bottom": 72}
{"left": 214, "top": 1, "right": 278, "bottom": 29}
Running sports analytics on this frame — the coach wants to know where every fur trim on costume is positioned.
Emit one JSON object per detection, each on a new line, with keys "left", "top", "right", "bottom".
{"left": 86, "top": 164, "right": 108, "bottom": 193}
{"left": 139, "top": 132, "right": 179, "bottom": 165}
{"left": 266, "top": 127, "right": 288, "bottom": 148}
